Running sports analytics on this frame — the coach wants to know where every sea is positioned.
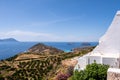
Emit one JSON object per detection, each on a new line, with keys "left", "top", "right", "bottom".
{"left": 0, "top": 42, "right": 98, "bottom": 60}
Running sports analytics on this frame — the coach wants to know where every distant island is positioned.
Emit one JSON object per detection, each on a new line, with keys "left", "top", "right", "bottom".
{"left": 81, "top": 42, "right": 91, "bottom": 46}
{"left": 0, "top": 38, "right": 19, "bottom": 42}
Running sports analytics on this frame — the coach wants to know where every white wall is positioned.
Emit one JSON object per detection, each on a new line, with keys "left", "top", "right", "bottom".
{"left": 103, "top": 57, "right": 119, "bottom": 68}
{"left": 87, "top": 56, "right": 102, "bottom": 64}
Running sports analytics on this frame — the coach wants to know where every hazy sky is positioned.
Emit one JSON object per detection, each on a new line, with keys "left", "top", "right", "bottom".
{"left": 0, "top": 0, "right": 120, "bottom": 42}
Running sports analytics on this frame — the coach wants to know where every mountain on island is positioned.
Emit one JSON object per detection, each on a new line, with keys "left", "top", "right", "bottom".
{"left": 28, "top": 43, "right": 64, "bottom": 54}
{"left": 0, "top": 38, "right": 19, "bottom": 42}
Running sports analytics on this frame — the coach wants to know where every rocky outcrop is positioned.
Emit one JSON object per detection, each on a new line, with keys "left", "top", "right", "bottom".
{"left": 28, "top": 43, "right": 64, "bottom": 54}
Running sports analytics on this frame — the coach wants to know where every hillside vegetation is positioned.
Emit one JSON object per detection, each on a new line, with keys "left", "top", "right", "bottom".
{"left": 0, "top": 43, "right": 95, "bottom": 80}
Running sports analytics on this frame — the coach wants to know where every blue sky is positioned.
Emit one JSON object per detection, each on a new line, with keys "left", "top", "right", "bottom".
{"left": 0, "top": 0, "right": 120, "bottom": 42}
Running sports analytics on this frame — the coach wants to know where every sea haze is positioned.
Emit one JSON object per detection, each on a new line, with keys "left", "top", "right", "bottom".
{"left": 0, "top": 42, "right": 98, "bottom": 60}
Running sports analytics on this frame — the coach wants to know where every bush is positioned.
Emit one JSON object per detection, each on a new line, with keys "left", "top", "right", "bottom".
{"left": 70, "top": 62, "right": 109, "bottom": 80}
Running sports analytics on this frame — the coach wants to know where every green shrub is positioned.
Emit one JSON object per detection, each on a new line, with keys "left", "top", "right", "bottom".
{"left": 70, "top": 62, "right": 109, "bottom": 80}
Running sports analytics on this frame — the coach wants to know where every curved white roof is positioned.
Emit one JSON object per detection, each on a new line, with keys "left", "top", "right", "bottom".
{"left": 91, "top": 11, "right": 120, "bottom": 55}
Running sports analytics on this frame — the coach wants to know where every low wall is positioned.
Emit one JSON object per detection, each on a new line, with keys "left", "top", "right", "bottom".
{"left": 107, "top": 68, "right": 120, "bottom": 80}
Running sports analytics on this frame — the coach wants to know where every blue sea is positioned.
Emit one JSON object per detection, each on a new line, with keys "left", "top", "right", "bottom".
{"left": 0, "top": 42, "right": 98, "bottom": 60}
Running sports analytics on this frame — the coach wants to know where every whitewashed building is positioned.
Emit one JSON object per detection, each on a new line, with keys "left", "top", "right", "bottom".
{"left": 75, "top": 11, "right": 120, "bottom": 70}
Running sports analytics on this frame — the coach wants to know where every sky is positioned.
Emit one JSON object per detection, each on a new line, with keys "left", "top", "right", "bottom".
{"left": 0, "top": 0, "right": 120, "bottom": 42}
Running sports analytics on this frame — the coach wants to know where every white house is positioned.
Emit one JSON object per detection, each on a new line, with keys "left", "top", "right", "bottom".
{"left": 75, "top": 11, "right": 120, "bottom": 70}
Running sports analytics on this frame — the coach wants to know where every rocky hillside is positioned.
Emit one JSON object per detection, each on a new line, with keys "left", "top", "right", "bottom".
{"left": 0, "top": 43, "right": 95, "bottom": 80}
{"left": 28, "top": 43, "right": 64, "bottom": 54}
{"left": 73, "top": 46, "right": 95, "bottom": 54}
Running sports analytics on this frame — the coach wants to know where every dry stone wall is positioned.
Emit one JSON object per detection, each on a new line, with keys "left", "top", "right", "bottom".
{"left": 107, "top": 68, "right": 120, "bottom": 80}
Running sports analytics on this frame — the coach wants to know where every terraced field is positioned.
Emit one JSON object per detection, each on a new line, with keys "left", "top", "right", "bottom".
{"left": 0, "top": 46, "right": 94, "bottom": 80}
